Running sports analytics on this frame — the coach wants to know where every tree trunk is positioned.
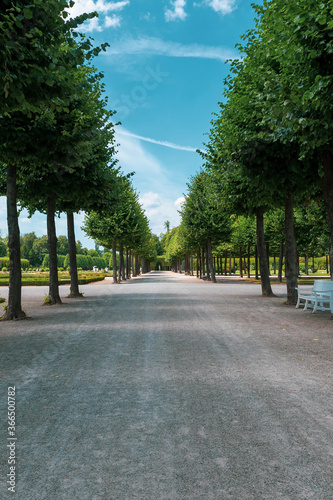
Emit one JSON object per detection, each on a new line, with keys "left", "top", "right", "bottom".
{"left": 112, "top": 240, "right": 117, "bottom": 283}
{"left": 142, "top": 258, "right": 149, "bottom": 274}
{"left": 2, "top": 164, "right": 26, "bottom": 320}
{"left": 229, "top": 251, "right": 232, "bottom": 276}
{"left": 132, "top": 252, "right": 136, "bottom": 277}
{"left": 47, "top": 193, "right": 61, "bottom": 304}
{"left": 205, "top": 243, "right": 211, "bottom": 281}
{"left": 284, "top": 194, "right": 298, "bottom": 304}
{"left": 135, "top": 254, "right": 140, "bottom": 276}
{"left": 207, "top": 238, "right": 216, "bottom": 283}
{"left": 320, "top": 150, "right": 333, "bottom": 279}
{"left": 239, "top": 246, "right": 243, "bottom": 277}
{"left": 126, "top": 248, "right": 130, "bottom": 279}
{"left": 202, "top": 247, "right": 205, "bottom": 278}
{"left": 247, "top": 245, "right": 251, "bottom": 278}
{"left": 297, "top": 252, "right": 300, "bottom": 276}
{"left": 67, "top": 212, "right": 80, "bottom": 297}
{"left": 277, "top": 241, "right": 284, "bottom": 283}
{"left": 266, "top": 243, "right": 270, "bottom": 274}
{"left": 255, "top": 245, "right": 259, "bottom": 279}
{"left": 119, "top": 242, "right": 125, "bottom": 280}
{"left": 256, "top": 207, "right": 274, "bottom": 297}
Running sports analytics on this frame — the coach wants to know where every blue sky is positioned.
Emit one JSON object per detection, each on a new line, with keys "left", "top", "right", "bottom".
{"left": 0, "top": 0, "right": 259, "bottom": 249}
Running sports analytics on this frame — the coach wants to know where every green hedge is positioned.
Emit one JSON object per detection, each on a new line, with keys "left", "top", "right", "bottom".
{"left": 0, "top": 257, "right": 29, "bottom": 270}
{"left": 0, "top": 275, "right": 106, "bottom": 286}
{"left": 42, "top": 254, "right": 66, "bottom": 268}
{"left": 63, "top": 254, "right": 107, "bottom": 270}
{"left": 63, "top": 254, "right": 94, "bottom": 270}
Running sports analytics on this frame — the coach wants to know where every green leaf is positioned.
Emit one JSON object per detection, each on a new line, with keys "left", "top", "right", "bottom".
{"left": 23, "top": 9, "right": 33, "bottom": 20}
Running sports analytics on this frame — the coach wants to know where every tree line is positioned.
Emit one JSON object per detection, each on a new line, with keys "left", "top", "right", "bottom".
{"left": 162, "top": 0, "right": 333, "bottom": 304}
{"left": 0, "top": 1, "right": 155, "bottom": 320}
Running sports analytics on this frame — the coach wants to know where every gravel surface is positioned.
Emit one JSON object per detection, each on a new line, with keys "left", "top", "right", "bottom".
{"left": 0, "top": 271, "right": 333, "bottom": 500}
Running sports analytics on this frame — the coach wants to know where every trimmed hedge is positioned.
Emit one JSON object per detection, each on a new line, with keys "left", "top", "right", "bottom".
{"left": 0, "top": 274, "right": 106, "bottom": 286}
{"left": 42, "top": 254, "right": 66, "bottom": 268}
{"left": 63, "top": 254, "right": 107, "bottom": 270}
{"left": 63, "top": 254, "right": 94, "bottom": 270}
{"left": 0, "top": 257, "right": 29, "bottom": 270}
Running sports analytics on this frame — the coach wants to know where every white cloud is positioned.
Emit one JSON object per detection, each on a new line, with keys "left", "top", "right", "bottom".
{"left": 165, "top": 0, "right": 187, "bottom": 22}
{"left": 105, "top": 36, "right": 237, "bottom": 62}
{"left": 68, "top": 0, "right": 129, "bottom": 16}
{"left": 204, "top": 0, "right": 237, "bottom": 15}
{"left": 139, "top": 192, "right": 161, "bottom": 219}
{"left": 81, "top": 16, "right": 101, "bottom": 32}
{"left": 117, "top": 129, "right": 200, "bottom": 153}
{"left": 66, "top": 0, "right": 129, "bottom": 31}
{"left": 104, "top": 15, "right": 121, "bottom": 28}
{"left": 140, "top": 192, "right": 161, "bottom": 210}
{"left": 174, "top": 196, "right": 185, "bottom": 209}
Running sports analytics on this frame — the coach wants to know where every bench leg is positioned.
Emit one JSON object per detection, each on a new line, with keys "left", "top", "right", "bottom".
{"left": 313, "top": 298, "right": 320, "bottom": 313}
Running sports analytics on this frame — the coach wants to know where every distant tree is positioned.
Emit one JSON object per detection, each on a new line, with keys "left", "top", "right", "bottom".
{"left": 180, "top": 170, "right": 232, "bottom": 282}
{"left": 29, "top": 235, "right": 49, "bottom": 267}
{"left": 0, "top": 237, "right": 6, "bottom": 257}
{"left": 57, "top": 236, "right": 68, "bottom": 256}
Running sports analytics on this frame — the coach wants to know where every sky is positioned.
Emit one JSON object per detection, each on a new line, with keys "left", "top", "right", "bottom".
{"left": 0, "top": 0, "right": 259, "bottom": 249}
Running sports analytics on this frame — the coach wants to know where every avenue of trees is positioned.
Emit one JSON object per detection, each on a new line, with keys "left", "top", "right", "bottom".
{"left": 161, "top": 0, "right": 333, "bottom": 304}
{"left": 1, "top": 0, "right": 332, "bottom": 319}
{"left": 0, "top": 1, "right": 155, "bottom": 320}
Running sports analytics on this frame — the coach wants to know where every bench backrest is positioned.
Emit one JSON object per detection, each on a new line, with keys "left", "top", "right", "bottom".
{"left": 313, "top": 279, "right": 333, "bottom": 293}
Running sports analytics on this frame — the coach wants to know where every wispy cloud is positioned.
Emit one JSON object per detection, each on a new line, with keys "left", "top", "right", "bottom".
{"left": 66, "top": 0, "right": 129, "bottom": 31}
{"left": 68, "top": 0, "right": 129, "bottom": 16}
{"left": 117, "top": 129, "right": 201, "bottom": 153}
{"left": 165, "top": 0, "right": 187, "bottom": 22}
{"left": 114, "top": 129, "right": 185, "bottom": 233}
{"left": 105, "top": 36, "right": 237, "bottom": 62}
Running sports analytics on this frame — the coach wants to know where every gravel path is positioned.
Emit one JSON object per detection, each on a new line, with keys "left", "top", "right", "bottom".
{"left": 0, "top": 271, "right": 332, "bottom": 499}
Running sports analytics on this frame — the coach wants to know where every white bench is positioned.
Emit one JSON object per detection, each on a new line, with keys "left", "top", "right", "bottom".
{"left": 296, "top": 280, "right": 333, "bottom": 313}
